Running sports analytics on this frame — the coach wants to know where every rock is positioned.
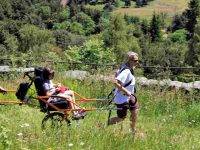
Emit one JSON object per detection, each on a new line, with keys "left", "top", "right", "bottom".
{"left": 193, "top": 81, "right": 200, "bottom": 89}
{"left": 181, "top": 82, "right": 194, "bottom": 91}
{"left": 159, "top": 79, "right": 172, "bottom": 87}
{"left": 169, "top": 81, "right": 183, "bottom": 90}
{"left": 65, "top": 70, "right": 90, "bottom": 80}
{"left": 0, "top": 66, "right": 10, "bottom": 73}
{"left": 136, "top": 77, "right": 149, "bottom": 86}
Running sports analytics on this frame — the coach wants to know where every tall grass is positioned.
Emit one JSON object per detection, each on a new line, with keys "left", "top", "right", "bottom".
{"left": 0, "top": 77, "right": 200, "bottom": 149}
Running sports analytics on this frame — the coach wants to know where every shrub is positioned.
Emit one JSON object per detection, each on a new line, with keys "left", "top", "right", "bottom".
{"left": 169, "top": 29, "right": 187, "bottom": 43}
{"left": 53, "top": 30, "right": 86, "bottom": 49}
{"left": 53, "top": 21, "right": 70, "bottom": 30}
{"left": 69, "top": 22, "right": 85, "bottom": 35}
{"left": 19, "top": 24, "right": 55, "bottom": 52}
{"left": 75, "top": 12, "right": 95, "bottom": 35}
{"left": 57, "top": 8, "right": 70, "bottom": 22}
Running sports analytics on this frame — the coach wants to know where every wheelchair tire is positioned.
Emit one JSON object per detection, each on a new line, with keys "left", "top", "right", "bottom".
{"left": 41, "top": 112, "right": 71, "bottom": 130}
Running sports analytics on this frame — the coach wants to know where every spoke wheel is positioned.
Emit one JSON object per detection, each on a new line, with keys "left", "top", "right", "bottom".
{"left": 41, "top": 112, "right": 71, "bottom": 131}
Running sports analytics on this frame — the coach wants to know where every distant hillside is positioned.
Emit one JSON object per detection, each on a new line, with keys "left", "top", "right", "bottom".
{"left": 114, "top": 0, "right": 189, "bottom": 19}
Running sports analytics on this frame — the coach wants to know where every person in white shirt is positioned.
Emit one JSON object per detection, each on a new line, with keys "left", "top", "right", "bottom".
{"left": 108, "top": 51, "right": 139, "bottom": 134}
{"left": 42, "top": 67, "right": 85, "bottom": 119}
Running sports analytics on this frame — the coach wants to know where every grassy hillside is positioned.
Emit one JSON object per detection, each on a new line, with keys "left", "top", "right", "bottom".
{"left": 114, "top": 0, "right": 189, "bottom": 19}
{"left": 0, "top": 78, "right": 200, "bottom": 149}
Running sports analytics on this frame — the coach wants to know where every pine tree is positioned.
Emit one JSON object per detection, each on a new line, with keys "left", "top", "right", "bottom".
{"left": 69, "top": 0, "right": 78, "bottom": 18}
{"left": 185, "top": 0, "right": 200, "bottom": 39}
{"left": 185, "top": 17, "right": 200, "bottom": 68}
{"left": 149, "top": 13, "right": 161, "bottom": 42}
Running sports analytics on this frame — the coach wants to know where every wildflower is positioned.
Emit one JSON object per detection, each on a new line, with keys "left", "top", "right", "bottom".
{"left": 80, "top": 142, "right": 84, "bottom": 146}
{"left": 17, "top": 133, "right": 23, "bottom": 137}
{"left": 20, "top": 123, "right": 30, "bottom": 128}
{"left": 68, "top": 143, "right": 73, "bottom": 147}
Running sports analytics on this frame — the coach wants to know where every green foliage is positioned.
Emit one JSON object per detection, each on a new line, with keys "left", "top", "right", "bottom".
{"left": 184, "top": 0, "right": 200, "bottom": 38}
{"left": 75, "top": 12, "right": 95, "bottom": 35}
{"left": 69, "top": 21, "right": 85, "bottom": 35}
{"left": 169, "top": 29, "right": 187, "bottom": 43}
{"left": 57, "top": 8, "right": 70, "bottom": 22}
{"left": 171, "top": 14, "right": 187, "bottom": 32}
{"left": 0, "top": 125, "right": 12, "bottom": 149}
{"left": 37, "top": 5, "right": 51, "bottom": 20}
{"left": 53, "top": 21, "right": 70, "bottom": 30}
{"left": 185, "top": 17, "right": 200, "bottom": 70}
{"left": 79, "top": 38, "right": 115, "bottom": 65}
{"left": 4, "top": 33, "right": 19, "bottom": 52}
{"left": 140, "top": 19, "right": 149, "bottom": 35}
{"left": 53, "top": 30, "right": 86, "bottom": 49}
{"left": 103, "top": 14, "right": 140, "bottom": 63}
{"left": 185, "top": 103, "right": 200, "bottom": 127}
{"left": 150, "top": 12, "right": 162, "bottom": 42}
{"left": 124, "top": 14, "right": 140, "bottom": 25}
{"left": 19, "top": 24, "right": 55, "bottom": 52}
{"left": 82, "top": 6, "right": 102, "bottom": 24}
{"left": 142, "top": 41, "right": 187, "bottom": 78}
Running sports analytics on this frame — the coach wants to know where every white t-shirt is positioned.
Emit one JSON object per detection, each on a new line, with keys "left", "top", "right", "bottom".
{"left": 43, "top": 80, "right": 56, "bottom": 93}
{"left": 114, "top": 66, "right": 135, "bottom": 104}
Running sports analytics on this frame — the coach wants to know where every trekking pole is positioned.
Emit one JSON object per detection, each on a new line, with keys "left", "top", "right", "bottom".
{"left": 107, "top": 89, "right": 115, "bottom": 126}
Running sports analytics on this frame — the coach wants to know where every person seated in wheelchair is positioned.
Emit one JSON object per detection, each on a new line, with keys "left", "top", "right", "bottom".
{"left": 0, "top": 86, "right": 7, "bottom": 94}
{"left": 42, "top": 67, "right": 86, "bottom": 119}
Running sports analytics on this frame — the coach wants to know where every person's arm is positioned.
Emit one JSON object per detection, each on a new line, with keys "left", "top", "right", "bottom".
{"left": 113, "top": 69, "right": 132, "bottom": 96}
{"left": 113, "top": 79, "right": 131, "bottom": 96}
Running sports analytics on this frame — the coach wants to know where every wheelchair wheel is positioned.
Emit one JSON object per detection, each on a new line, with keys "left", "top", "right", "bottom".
{"left": 41, "top": 112, "right": 71, "bottom": 130}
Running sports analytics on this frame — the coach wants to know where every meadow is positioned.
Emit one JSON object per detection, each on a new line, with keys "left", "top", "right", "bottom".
{"left": 0, "top": 75, "right": 200, "bottom": 150}
{"left": 113, "top": 0, "right": 190, "bottom": 18}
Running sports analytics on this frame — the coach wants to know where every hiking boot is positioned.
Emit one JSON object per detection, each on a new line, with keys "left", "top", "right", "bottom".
{"left": 72, "top": 111, "right": 86, "bottom": 120}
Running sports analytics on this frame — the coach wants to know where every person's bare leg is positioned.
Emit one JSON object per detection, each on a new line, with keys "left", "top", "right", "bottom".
{"left": 108, "top": 117, "right": 124, "bottom": 125}
{"left": 130, "top": 108, "right": 138, "bottom": 133}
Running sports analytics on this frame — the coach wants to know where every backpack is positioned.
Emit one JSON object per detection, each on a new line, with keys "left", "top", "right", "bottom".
{"left": 115, "top": 64, "right": 134, "bottom": 88}
{"left": 16, "top": 82, "right": 31, "bottom": 101}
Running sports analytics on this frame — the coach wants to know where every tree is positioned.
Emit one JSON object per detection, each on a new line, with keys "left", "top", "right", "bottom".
{"left": 103, "top": 14, "right": 140, "bottom": 62}
{"left": 185, "top": 0, "right": 200, "bottom": 39}
{"left": 149, "top": 13, "right": 161, "bottom": 42}
{"left": 69, "top": 0, "right": 78, "bottom": 18}
{"left": 185, "top": 17, "right": 200, "bottom": 69}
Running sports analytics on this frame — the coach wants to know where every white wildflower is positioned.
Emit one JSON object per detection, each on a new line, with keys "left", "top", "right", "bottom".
{"left": 80, "top": 142, "right": 84, "bottom": 146}
{"left": 17, "top": 133, "right": 23, "bottom": 137}
{"left": 20, "top": 123, "right": 30, "bottom": 128}
{"left": 68, "top": 143, "right": 73, "bottom": 147}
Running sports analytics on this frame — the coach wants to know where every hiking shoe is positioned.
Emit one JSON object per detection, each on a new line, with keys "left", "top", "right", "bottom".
{"left": 72, "top": 111, "right": 86, "bottom": 120}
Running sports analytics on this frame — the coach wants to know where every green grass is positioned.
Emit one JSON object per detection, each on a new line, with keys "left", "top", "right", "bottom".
{"left": 114, "top": 0, "right": 189, "bottom": 18}
{"left": 0, "top": 78, "right": 200, "bottom": 149}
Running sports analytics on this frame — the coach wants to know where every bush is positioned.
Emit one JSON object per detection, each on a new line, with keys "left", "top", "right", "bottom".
{"left": 53, "top": 30, "right": 86, "bottom": 49}
{"left": 19, "top": 24, "right": 55, "bottom": 52}
{"left": 69, "top": 22, "right": 85, "bottom": 35}
{"left": 142, "top": 41, "right": 188, "bottom": 78}
{"left": 57, "top": 8, "right": 70, "bottom": 22}
{"left": 169, "top": 29, "right": 187, "bottom": 43}
{"left": 75, "top": 12, "right": 95, "bottom": 35}
{"left": 53, "top": 21, "right": 70, "bottom": 30}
